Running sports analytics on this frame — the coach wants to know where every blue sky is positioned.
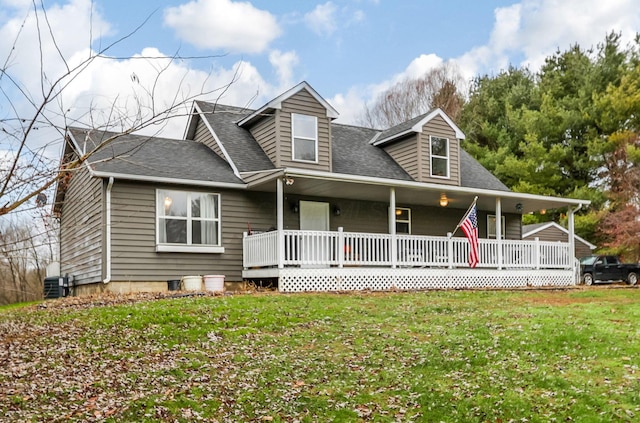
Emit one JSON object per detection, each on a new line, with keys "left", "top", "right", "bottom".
{"left": 1, "top": 0, "right": 640, "bottom": 137}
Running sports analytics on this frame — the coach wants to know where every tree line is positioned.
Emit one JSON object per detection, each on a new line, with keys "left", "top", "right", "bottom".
{"left": 360, "top": 32, "right": 640, "bottom": 261}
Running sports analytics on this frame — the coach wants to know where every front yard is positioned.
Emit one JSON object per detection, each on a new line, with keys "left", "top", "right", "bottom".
{"left": 1, "top": 287, "right": 639, "bottom": 421}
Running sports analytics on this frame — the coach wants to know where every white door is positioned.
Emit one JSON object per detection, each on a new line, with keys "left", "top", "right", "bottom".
{"left": 299, "top": 201, "right": 330, "bottom": 266}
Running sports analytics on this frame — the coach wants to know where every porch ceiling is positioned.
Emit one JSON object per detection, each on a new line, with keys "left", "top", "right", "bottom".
{"left": 247, "top": 171, "right": 589, "bottom": 214}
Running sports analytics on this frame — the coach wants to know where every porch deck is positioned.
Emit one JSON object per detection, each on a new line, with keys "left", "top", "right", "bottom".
{"left": 242, "top": 229, "right": 578, "bottom": 292}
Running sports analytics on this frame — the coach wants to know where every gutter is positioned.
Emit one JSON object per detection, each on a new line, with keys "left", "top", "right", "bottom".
{"left": 103, "top": 177, "right": 114, "bottom": 284}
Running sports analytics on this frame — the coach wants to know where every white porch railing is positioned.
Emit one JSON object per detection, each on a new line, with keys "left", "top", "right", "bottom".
{"left": 243, "top": 228, "right": 572, "bottom": 270}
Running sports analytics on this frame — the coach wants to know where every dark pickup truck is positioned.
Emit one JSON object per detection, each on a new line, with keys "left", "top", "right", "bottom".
{"left": 579, "top": 255, "right": 639, "bottom": 286}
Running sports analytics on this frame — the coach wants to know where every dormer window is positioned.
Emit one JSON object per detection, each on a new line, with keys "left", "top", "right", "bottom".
{"left": 292, "top": 113, "right": 318, "bottom": 162}
{"left": 430, "top": 136, "right": 449, "bottom": 178}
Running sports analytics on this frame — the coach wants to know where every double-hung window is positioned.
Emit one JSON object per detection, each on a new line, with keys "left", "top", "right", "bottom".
{"left": 430, "top": 136, "right": 450, "bottom": 178}
{"left": 292, "top": 113, "right": 318, "bottom": 162}
{"left": 395, "top": 207, "right": 411, "bottom": 234}
{"left": 156, "top": 189, "right": 223, "bottom": 253}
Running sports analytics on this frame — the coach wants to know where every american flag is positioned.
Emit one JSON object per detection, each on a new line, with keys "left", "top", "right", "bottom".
{"left": 460, "top": 205, "right": 479, "bottom": 268}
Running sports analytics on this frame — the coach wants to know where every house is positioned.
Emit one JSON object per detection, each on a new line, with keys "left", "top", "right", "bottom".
{"left": 523, "top": 222, "right": 596, "bottom": 259}
{"left": 54, "top": 81, "right": 590, "bottom": 294}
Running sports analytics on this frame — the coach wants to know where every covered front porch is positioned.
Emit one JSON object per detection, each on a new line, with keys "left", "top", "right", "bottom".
{"left": 240, "top": 168, "right": 589, "bottom": 292}
{"left": 242, "top": 229, "right": 578, "bottom": 292}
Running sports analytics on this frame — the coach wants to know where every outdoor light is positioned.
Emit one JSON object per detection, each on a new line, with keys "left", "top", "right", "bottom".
{"left": 439, "top": 193, "right": 449, "bottom": 207}
{"left": 333, "top": 206, "right": 341, "bottom": 216}
{"left": 284, "top": 177, "right": 295, "bottom": 185}
{"left": 290, "top": 202, "right": 299, "bottom": 213}
{"left": 540, "top": 209, "right": 547, "bottom": 215}
{"left": 164, "top": 196, "right": 173, "bottom": 210}
{"left": 515, "top": 203, "right": 523, "bottom": 212}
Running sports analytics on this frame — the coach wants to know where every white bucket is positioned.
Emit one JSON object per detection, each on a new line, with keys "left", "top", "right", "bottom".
{"left": 203, "top": 275, "right": 225, "bottom": 292}
{"left": 182, "top": 275, "right": 202, "bottom": 291}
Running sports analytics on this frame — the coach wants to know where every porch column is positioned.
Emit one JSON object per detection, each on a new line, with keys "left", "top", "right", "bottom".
{"left": 567, "top": 206, "right": 576, "bottom": 270}
{"left": 277, "top": 177, "right": 285, "bottom": 269}
{"left": 389, "top": 187, "right": 397, "bottom": 269}
{"left": 496, "top": 197, "right": 503, "bottom": 270}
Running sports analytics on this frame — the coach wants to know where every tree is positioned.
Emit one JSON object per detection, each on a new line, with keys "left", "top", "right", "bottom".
{"left": 0, "top": 2, "right": 235, "bottom": 219}
{"left": 358, "top": 63, "right": 465, "bottom": 129}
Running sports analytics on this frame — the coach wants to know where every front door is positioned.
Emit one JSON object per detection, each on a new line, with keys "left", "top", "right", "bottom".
{"left": 299, "top": 201, "right": 330, "bottom": 266}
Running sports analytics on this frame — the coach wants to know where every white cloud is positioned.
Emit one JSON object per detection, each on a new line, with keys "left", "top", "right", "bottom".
{"left": 305, "top": 2, "right": 337, "bottom": 36}
{"left": 163, "top": 0, "right": 281, "bottom": 54}
{"left": 454, "top": 0, "right": 640, "bottom": 78}
{"left": 269, "top": 50, "right": 299, "bottom": 90}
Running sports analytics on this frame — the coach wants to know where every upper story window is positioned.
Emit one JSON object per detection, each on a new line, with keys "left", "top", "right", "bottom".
{"left": 292, "top": 113, "right": 318, "bottom": 162}
{"left": 430, "top": 136, "right": 449, "bottom": 178}
{"left": 156, "top": 189, "right": 224, "bottom": 253}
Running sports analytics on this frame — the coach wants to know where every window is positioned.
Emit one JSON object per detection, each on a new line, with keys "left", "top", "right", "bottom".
{"left": 395, "top": 207, "right": 411, "bottom": 234}
{"left": 487, "top": 215, "right": 506, "bottom": 239}
{"left": 292, "top": 113, "right": 318, "bottom": 162}
{"left": 156, "top": 189, "right": 224, "bottom": 253}
{"left": 430, "top": 136, "right": 449, "bottom": 178}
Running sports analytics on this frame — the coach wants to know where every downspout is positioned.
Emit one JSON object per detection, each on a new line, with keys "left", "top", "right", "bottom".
{"left": 103, "top": 177, "right": 114, "bottom": 284}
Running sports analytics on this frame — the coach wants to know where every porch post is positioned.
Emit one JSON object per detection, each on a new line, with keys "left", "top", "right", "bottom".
{"left": 567, "top": 206, "right": 576, "bottom": 269}
{"left": 389, "top": 187, "right": 397, "bottom": 269}
{"left": 277, "top": 177, "right": 285, "bottom": 269}
{"left": 496, "top": 197, "right": 503, "bottom": 270}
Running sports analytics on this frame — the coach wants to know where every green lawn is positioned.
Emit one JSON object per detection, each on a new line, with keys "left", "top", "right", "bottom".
{"left": 1, "top": 288, "right": 639, "bottom": 422}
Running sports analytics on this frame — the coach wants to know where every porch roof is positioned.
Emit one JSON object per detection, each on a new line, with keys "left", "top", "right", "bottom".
{"left": 244, "top": 167, "right": 590, "bottom": 214}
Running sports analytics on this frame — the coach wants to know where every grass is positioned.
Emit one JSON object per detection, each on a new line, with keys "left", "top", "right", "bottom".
{"left": 1, "top": 288, "right": 640, "bottom": 421}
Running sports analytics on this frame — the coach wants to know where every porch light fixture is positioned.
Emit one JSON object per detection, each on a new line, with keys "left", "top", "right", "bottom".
{"left": 290, "top": 202, "right": 299, "bottom": 213}
{"left": 439, "top": 193, "right": 449, "bottom": 207}
{"left": 164, "top": 196, "right": 173, "bottom": 211}
{"left": 333, "top": 206, "right": 341, "bottom": 216}
{"left": 284, "top": 176, "right": 295, "bottom": 186}
{"left": 515, "top": 203, "right": 523, "bottom": 212}
{"left": 540, "top": 209, "right": 547, "bottom": 215}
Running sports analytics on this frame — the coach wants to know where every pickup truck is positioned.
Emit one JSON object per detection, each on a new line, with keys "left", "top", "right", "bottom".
{"left": 579, "top": 255, "right": 639, "bottom": 286}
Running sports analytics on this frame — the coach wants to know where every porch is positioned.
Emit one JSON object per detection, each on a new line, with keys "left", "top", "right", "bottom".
{"left": 242, "top": 229, "right": 578, "bottom": 292}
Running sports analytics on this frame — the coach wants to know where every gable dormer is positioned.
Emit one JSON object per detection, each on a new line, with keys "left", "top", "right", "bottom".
{"left": 237, "top": 82, "right": 339, "bottom": 172}
{"left": 372, "top": 109, "right": 465, "bottom": 186}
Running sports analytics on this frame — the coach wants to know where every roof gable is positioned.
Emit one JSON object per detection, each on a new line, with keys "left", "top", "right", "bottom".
{"left": 522, "top": 222, "right": 596, "bottom": 249}
{"left": 372, "top": 108, "right": 465, "bottom": 146}
{"left": 237, "top": 81, "right": 339, "bottom": 127}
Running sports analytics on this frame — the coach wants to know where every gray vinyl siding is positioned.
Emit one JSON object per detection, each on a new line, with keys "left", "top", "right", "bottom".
{"left": 249, "top": 115, "right": 278, "bottom": 165}
{"left": 59, "top": 166, "right": 104, "bottom": 284}
{"left": 193, "top": 117, "right": 223, "bottom": 159}
{"left": 523, "top": 227, "right": 592, "bottom": 258}
{"left": 419, "top": 115, "right": 460, "bottom": 186}
{"left": 109, "top": 181, "right": 276, "bottom": 282}
{"left": 383, "top": 135, "right": 420, "bottom": 181}
{"left": 278, "top": 90, "right": 332, "bottom": 172}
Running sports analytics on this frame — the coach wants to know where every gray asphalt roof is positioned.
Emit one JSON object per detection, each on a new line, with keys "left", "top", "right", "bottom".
{"left": 332, "top": 124, "right": 413, "bottom": 180}
{"left": 459, "top": 149, "right": 510, "bottom": 191}
{"left": 68, "top": 127, "right": 242, "bottom": 184}
{"left": 195, "top": 102, "right": 275, "bottom": 173}
{"left": 66, "top": 101, "right": 510, "bottom": 193}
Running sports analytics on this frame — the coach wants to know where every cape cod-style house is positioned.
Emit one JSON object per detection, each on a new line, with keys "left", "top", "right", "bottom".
{"left": 54, "top": 82, "right": 590, "bottom": 294}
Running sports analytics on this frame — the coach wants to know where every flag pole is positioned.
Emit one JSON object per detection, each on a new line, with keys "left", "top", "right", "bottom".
{"left": 449, "top": 196, "right": 478, "bottom": 238}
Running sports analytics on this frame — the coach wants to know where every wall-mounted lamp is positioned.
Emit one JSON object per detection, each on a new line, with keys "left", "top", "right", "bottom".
{"left": 333, "top": 206, "right": 341, "bottom": 216}
{"left": 164, "top": 196, "right": 173, "bottom": 211}
{"left": 395, "top": 209, "right": 402, "bottom": 216}
{"left": 540, "top": 209, "right": 546, "bottom": 215}
{"left": 515, "top": 203, "right": 523, "bottom": 213}
{"left": 290, "top": 202, "right": 299, "bottom": 213}
{"left": 439, "top": 193, "right": 449, "bottom": 207}
{"left": 284, "top": 177, "right": 295, "bottom": 186}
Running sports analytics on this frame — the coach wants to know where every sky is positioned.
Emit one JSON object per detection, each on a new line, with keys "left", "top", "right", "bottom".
{"left": 1, "top": 0, "right": 640, "bottom": 142}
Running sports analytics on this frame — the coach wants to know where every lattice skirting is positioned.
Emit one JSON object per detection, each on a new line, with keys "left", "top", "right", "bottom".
{"left": 278, "top": 268, "right": 576, "bottom": 292}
